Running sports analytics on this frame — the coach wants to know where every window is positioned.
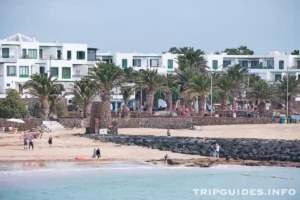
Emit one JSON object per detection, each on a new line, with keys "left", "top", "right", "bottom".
{"left": 2, "top": 48, "right": 9, "bottom": 58}
{"left": 223, "top": 60, "right": 231, "bottom": 68}
{"left": 250, "top": 61, "right": 259, "bottom": 68}
{"left": 19, "top": 66, "right": 29, "bottom": 78}
{"left": 28, "top": 49, "right": 37, "bottom": 59}
{"left": 87, "top": 49, "right": 96, "bottom": 61}
{"left": 6, "top": 83, "right": 10, "bottom": 87}
{"left": 22, "top": 49, "right": 27, "bottom": 58}
{"left": 167, "top": 59, "right": 173, "bottom": 69}
{"left": 132, "top": 59, "right": 141, "bottom": 67}
{"left": 39, "top": 67, "right": 45, "bottom": 74}
{"left": 68, "top": 100, "right": 72, "bottom": 104}
{"left": 275, "top": 74, "right": 281, "bottom": 82}
{"left": 279, "top": 60, "right": 284, "bottom": 70}
{"left": 62, "top": 67, "right": 71, "bottom": 79}
{"left": 39, "top": 49, "right": 43, "bottom": 59}
{"left": 212, "top": 60, "right": 218, "bottom": 70}
{"left": 267, "top": 60, "right": 274, "bottom": 69}
{"left": 50, "top": 67, "right": 59, "bottom": 77}
{"left": 7, "top": 66, "right": 16, "bottom": 76}
{"left": 67, "top": 51, "right": 72, "bottom": 60}
{"left": 76, "top": 51, "right": 85, "bottom": 60}
{"left": 57, "top": 50, "right": 62, "bottom": 59}
{"left": 122, "top": 59, "right": 128, "bottom": 68}
{"left": 238, "top": 60, "right": 248, "bottom": 67}
{"left": 150, "top": 59, "right": 159, "bottom": 67}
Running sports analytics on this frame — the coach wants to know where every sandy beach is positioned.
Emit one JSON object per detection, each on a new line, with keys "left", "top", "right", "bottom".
{"left": 0, "top": 124, "right": 299, "bottom": 163}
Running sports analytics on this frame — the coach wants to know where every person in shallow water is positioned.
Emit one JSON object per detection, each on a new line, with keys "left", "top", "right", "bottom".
{"left": 23, "top": 137, "right": 28, "bottom": 150}
{"left": 96, "top": 148, "right": 101, "bottom": 162}
{"left": 92, "top": 148, "right": 97, "bottom": 162}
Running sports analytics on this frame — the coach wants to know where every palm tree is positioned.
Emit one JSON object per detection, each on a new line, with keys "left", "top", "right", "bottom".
{"left": 184, "top": 75, "right": 211, "bottom": 117}
{"left": 177, "top": 47, "right": 207, "bottom": 73}
{"left": 291, "top": 50, "right": 300, "bottom": 55}
{"left": 165, "top": 74, "right": 176, "bottom": 112}
{"left": 277, "top": 75, "right": 300, "bottom": 115}
{"left": 49, "top": 84, "right": 65, "bottom": 115}
{"left": 72, "top": 77, "right": 99, "bottom": 118}
{"left": 121, "top": 67, "right": 137, "bottom": 118}
{"left": 89, "top": 63, "right": 123, "bottom": 127}
{"left": 226, "top": 65, "right": 248, "bottom": 105}
{"left": 216, "top": 74, "right": 236, "bottom": 109}
{"left": 248, "top": 80, "right": 278, "bottom": 116}
{"left": 22, "top": 73, "right": 61, "bottom": 119}
{"left": 136, "top": 69, "right": 168, "bottom": 114}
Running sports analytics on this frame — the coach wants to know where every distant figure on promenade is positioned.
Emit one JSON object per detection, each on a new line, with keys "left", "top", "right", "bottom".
{"left": 167, "top": 129, "right": 171, "bottom": 137}
{"left": 48, "top": 136, "right": 53, "bottom": 147}
{"left": 29, "top": 140, "right": 34, "bottom": 150}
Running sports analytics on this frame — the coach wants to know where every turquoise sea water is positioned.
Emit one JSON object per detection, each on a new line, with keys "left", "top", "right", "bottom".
{"left": 0, "top": 162, "right": 299, "bottom": 200}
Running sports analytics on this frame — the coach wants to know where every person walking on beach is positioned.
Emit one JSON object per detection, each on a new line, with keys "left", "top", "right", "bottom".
{"left": 92, "top": 148, "right": 97, "bottom": 162}
{"left": 96, "top": 148, "right": 101, "bottom": 163}
{"left": 48, "top": 136, "right": 53, "bottom": 147}
{"left": 29, "top": 139, "right": 34, "bottom": 150}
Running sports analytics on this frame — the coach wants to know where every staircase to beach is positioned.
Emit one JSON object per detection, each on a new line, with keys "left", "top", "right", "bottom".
{"left": 42, "top": 121, "right": 65, "bottom": 132}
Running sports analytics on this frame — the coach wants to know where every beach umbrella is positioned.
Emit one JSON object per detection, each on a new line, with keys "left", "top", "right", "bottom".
{"left": 7, "top": 118, "right": 25, "bottom": 123}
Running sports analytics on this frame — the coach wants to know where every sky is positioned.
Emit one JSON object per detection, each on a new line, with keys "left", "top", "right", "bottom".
{"left": 0, "top": 0, "right": 299, "bottom": 54}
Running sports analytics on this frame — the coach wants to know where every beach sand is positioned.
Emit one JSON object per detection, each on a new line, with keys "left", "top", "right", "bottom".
{"left": 0, "top": 124, "right": 299, "bottom": 163}
{"left": 119, "top": 124, "right": 300, "bottom": 140}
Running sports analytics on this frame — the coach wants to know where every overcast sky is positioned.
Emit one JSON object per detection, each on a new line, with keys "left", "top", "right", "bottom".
{"left": 0, "top": 0, "right": 299, "bottom": 54}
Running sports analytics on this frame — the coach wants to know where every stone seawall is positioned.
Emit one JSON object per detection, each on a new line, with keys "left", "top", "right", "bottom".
{"left": 0, "top": 118, "right": 43, "bottom": 131}
{"left": 86, "top": 135, "right": 300, "bottom": 162}
{"left": 116, "top": 118, "right": 193, "bottom": 129}
{"left": 192, "top": 117, "right": 279, "bottom": 126}
{"left": 59, "top": 118, "right": 89, "bottom": 128}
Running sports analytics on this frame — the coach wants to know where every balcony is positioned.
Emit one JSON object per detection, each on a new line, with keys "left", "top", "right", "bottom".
{"left": 0, "top": 55, "right": 17, "bottom": 63}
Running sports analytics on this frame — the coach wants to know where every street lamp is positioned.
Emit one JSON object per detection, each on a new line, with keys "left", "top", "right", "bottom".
{"left": 210, "top": 64, "right": 223, "bottom": 117}
{"left": 286, "top": 66, "right": 289, "bottom": 118}
{"left": 48, "top": 55, "right": 53, "bottom": 77}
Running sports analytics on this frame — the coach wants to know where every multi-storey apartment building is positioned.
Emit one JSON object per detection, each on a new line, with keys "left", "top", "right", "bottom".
{"left": 204, "top": 51, "right": 300, "bottom": 82}
{"left": 0, "top": 33, "right": 97, "bottom": 103}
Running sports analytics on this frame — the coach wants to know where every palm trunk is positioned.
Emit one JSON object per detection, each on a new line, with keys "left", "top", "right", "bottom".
{"left": 288, "top": 95, "right": 294, "bottom": 116}
{"left": 122, "top": 97, "right": 130, "bottom": 119}
{"left": 222, "top": 92, "right": 228, "bottom": 109}
{"left": 84, "top": 101, "right": 92, "bottom": 118}
{"left": 198, "top": 95, "right": 205, "bottom": 117}
{"left": 258, "top": 101, "right": 266, "bottom": 117}
{"left": 146, "top": 89, "right": 154, "bottom": 115}
{"left": 166, "top": 91, "right": 172, "bottom": 112}
{"left": 40, "top": 97, "right": 49, "bottom": 119}
{"left": 99, "top": 89, "right": 112, "bottom": 128}
{"left": 49, "top": 100, "right": 56, "bottom": 115}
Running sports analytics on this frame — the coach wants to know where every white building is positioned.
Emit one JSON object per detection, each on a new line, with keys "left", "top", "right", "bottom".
{"left": 0, "top": 33, "right": 97, "bottom": 104}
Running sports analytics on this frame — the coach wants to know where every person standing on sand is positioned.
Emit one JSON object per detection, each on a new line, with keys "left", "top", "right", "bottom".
{"left": 48, "top": 136, "right": 53, "bottom": 147}
{"left": 29, "top": 140, "right": 34, "bottom": 150}
{"left": 209, "top": 144, "right": 215, "bottom": 157}
{"left": 96, "top": 148, "right": 101, "bottom": 162}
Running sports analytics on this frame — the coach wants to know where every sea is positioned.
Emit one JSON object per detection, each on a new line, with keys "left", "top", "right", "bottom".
{"left": 0, "top": 162, "right": 299, "bottom": 200}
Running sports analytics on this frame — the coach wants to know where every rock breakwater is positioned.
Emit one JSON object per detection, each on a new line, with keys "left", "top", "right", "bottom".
{"left": 85, "top": 135, "right": 300, "bottom": 162}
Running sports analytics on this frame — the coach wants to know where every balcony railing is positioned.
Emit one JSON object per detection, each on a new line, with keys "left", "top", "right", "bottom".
{"left": 249, "top": 66, "right": 274, "bottom": 69}
{"left": 289, "top": 66, "right": 300, "bottom": 69}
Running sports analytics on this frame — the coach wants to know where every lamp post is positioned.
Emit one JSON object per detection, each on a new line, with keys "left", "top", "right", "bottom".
{"left": 210, "top": 64, "right": 223, "bottom": 117}
{"left": 48, "top": 55, "right": 53, "bottom": 78}
{"left": 286, "top": 66, "right": 289, "bottom": 118}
